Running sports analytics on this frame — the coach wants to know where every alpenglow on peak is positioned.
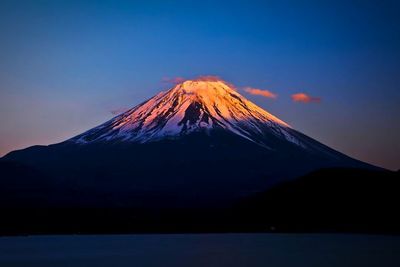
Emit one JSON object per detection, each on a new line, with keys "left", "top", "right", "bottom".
{"left": 70, "top": 77, "right": 301, "bottom": 147}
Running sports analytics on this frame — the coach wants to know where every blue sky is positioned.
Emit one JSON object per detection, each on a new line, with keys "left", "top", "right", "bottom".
{"left": 0, "top": 0, "right": 399, "bottom": 169}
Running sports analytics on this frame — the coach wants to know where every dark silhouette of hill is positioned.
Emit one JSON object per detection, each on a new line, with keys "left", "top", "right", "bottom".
{"left": 235, "top": 168, "right": 400, "bottom": 234}
{"left": 0, "top": 168, "right": 398, "bottom": 235}
{"left": 1, "top": 129, "right": 374, "bottom": 209}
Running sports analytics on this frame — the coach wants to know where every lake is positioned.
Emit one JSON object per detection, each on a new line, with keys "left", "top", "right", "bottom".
{"left": 0, "top": 233, "right": 399, "bottom": 267}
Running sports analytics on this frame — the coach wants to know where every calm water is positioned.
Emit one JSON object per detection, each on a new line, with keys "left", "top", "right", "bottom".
{"left": 0, "top": 233, "right": 399, "bottom": 267}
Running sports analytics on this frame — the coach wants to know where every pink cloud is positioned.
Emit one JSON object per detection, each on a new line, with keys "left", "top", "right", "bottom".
{"left": 161, "top": 77, "right": 186, "bottom": 84}
{"left": 192, "top": 75, "right": 223, "bottom": 82}
{"left": 193, "top": 75, "right": 237, "bottom": 90}
{"left": 244, "top": 87, "right": 277, "bottom": 99}
{"left": 291, "top": 93, "right": 321, "bottom": 103}
{"left": 162, "top": 75, "right": 238, "bottom": 90}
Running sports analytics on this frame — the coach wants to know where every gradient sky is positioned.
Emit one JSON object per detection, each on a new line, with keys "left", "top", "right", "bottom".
{"left": 0, "top": 0, "right": 399, "bottom": 170}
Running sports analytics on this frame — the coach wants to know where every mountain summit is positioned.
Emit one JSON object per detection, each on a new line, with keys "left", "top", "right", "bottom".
{"left": 0, "top": 77, "right": 393, "bottom": 234}
{"left": 70, "top": 79, "right": 295, "bottom": 148}
{"left": 1, "top": 77, "right": 375, "bottom": 208}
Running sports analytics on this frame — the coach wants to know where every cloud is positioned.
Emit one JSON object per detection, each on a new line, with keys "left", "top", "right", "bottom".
{"left": 193, "top": 75, "right": 236, "bottom": 90}
{"left": 162, "top": 75, "right": 238, "bottom": 90}
{"left": 161, "top": 77, "right": 186, "bottom": 84}
{"left": 110, "top": 107, "right": 129, "bottom": 115}
{"left": 243, "top": 87, "right": 277, "bottom": 99}
{"left": 192, "top": 75, "right": 223, "bottom": 82}
{"left": 291, "top": 93, "right": 321, "bottom": 103}
{"left": 201, "top": 76, "right": 239, "bottom": 90}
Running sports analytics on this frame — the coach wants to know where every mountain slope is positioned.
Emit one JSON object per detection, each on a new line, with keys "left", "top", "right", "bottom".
{"left": 1, "top": 78, "right": 376, "bottom": 208}
{"left": 66, "top": 78, "right": 350, "bottom": 160}
{"left": 69, "top": 79, "right": 295, "bottom": 147}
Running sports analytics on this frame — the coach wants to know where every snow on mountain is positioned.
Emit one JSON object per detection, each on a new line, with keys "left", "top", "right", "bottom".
{"left": 1, "top": 77, "right": 377, "bottom": 210}
{"left": 70, "top": 78, "right": 303, "bottom": 148}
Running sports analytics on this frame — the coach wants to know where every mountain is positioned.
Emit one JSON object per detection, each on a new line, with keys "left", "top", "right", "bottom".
{"left": 69, "top": 79, "right": 295, "bottom": 147}
{"left": 1, "top": 78, "right": 375, "bottom": 209}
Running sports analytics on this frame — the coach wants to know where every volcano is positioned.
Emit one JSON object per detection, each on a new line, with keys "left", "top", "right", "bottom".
{"left": 70, "top": 78, "right": 293, "bottom": 147}
{"left": 1, "top": 78, "right": 374, "bottom": 209}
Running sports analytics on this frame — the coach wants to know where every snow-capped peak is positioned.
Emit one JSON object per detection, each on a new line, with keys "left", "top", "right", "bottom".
{"left": 70, "top": 78, "right": 302, "bottom": 147}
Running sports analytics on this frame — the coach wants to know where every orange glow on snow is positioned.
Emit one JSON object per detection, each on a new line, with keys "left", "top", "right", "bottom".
{"left": 170, "top": 79, "right": 289, "bottom": 127}
{"left": 73, "top": 77, "right": 295, "bottom": 145}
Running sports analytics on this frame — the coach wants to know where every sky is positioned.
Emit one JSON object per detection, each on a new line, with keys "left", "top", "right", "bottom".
{"left": 0, "top": 0, "right": 399, "bottom": 170}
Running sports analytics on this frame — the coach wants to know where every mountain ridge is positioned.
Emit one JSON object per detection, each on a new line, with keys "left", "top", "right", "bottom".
{"left": 68, "top": 79, "right": 299, "bottom": 148}
{"left": 0, "top": 77, "right": 379, "bottom": 209}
